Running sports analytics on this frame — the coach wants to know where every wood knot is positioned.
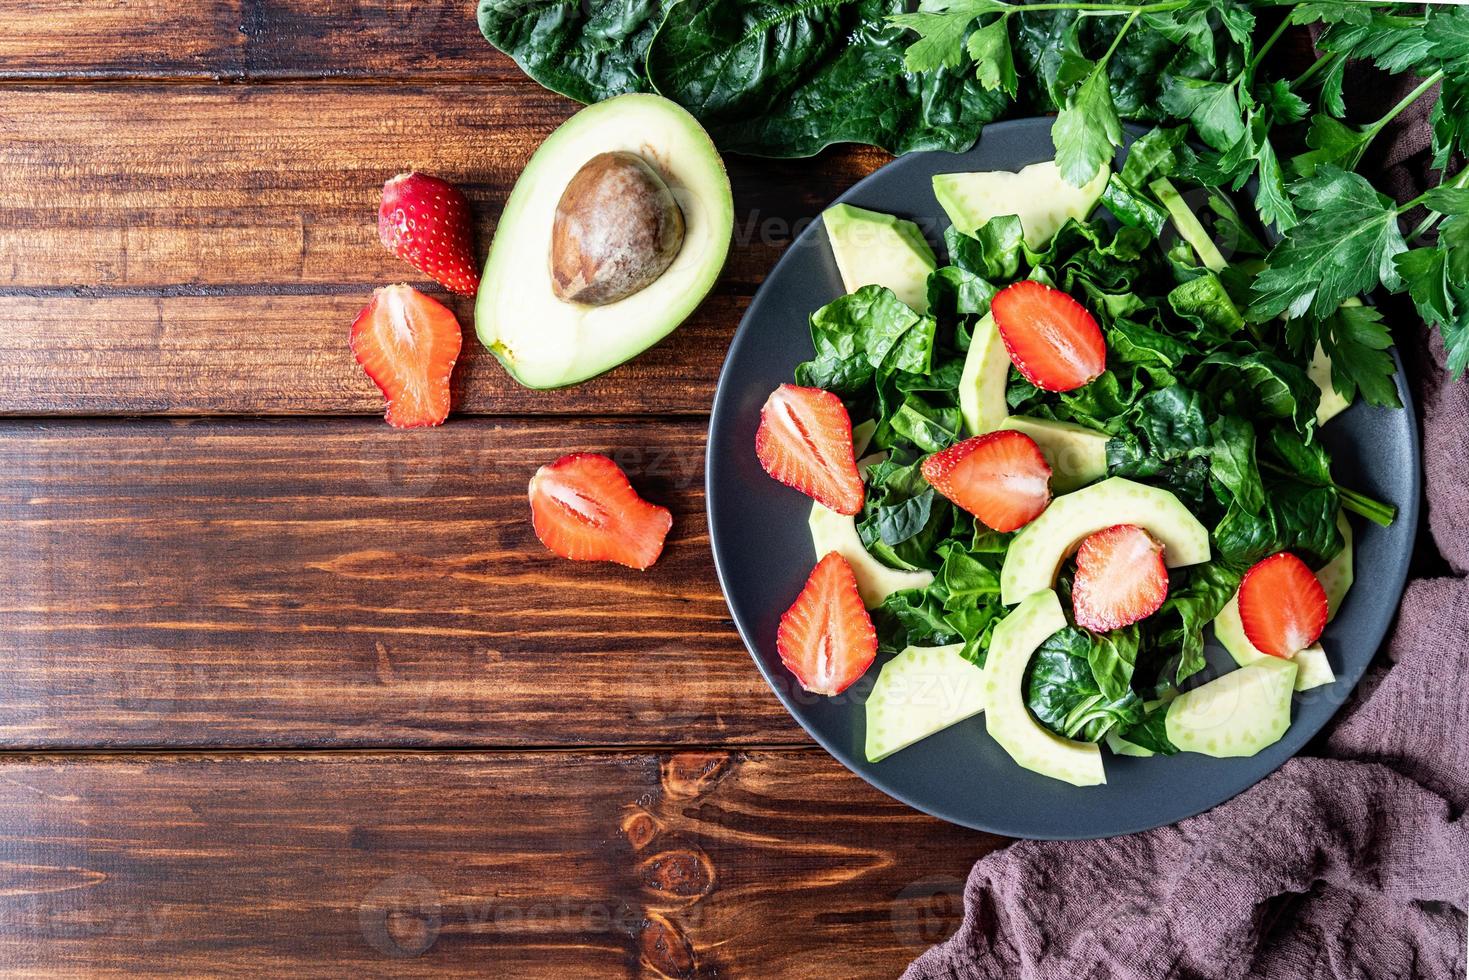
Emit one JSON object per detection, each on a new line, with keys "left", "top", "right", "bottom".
{"left": 638, "top": 846, "right": 714, "bottom": 902}
{"left": 639, "top": 912, "right": 697, "bottom": 979}
{"left": 619, "top": 806, "right": 664, "bottom": 851}
{"left": 659, "top": 752, "right": 732, "bottom": 799}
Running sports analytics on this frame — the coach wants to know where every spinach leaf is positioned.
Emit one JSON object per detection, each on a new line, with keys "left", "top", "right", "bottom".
{"left": 1151, "top": 562, "right": 1239, "bottom": 682}
{"left": 1116, "top": 701, "right": 1179, "bottom": 755}
{"left": 477, "top": 0, "right": 664, "bottom": 104}
{"left": 1025, "top": 627, "right": 1143, "bottom": 742}
{"left": 796, "top": 285, "right": 935, "bottom": 394}
{"left": 646, "top": 0, "right": 1009, "bottom": 157}
{"left": 1208, "top": 414, "right": 1264, "bottom": 514}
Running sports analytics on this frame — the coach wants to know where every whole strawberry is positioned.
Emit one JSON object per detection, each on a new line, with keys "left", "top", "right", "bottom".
{"left": 378, "top": 172, "right": 480, "bottom": 295}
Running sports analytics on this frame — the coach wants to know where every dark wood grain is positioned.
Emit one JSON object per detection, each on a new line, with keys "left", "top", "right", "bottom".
{"left": 0, "top": 1, "right": 516, "bottom": 81}
{"left": 0, "top": 417, "right": 825, "bottom": 748}
{"left": 0, "top": 750, "right": 1001, "bottom": 976}
{"left": 0, "top": 84, "right": 885, "bottom": 417}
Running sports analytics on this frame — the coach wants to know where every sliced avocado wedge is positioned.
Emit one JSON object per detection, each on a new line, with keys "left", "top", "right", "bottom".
{"left": 476, "top": 94, "right": 734, "bottom": 388}
{"left": 823, "top": 204, "right": 936, "bottom": 313}
{"left": 958, "top": 312, "right": 1010, "bottom": 436}
{"left": 985, "top": 590, "right": 1105, "bottom": 786}
{"left": 1318, "top": 512, "right": 1354, "bottom": 622}
{"left": 1214, "top": 595, "right": 1335, "bottom": 692}
{"left": 1000, "top": 478, "right": 1210, "bottom": 605}
{"left": 1151, "top": 177, "right": 1227, "bottom": 273}
{"left": 865, "top": 644, "right": 986, "bottom": 762}
{"left": 934, "top": 161, "right": 1108, "bottom": 250}
{"left": 1166, "top": 658, "right": 1297, "bottom": 758}
{"left": 809, "top": 503, "right": 934, "bottom": 609}
{"left": 998, "top": 416, "right": 1109, "bottom": 492}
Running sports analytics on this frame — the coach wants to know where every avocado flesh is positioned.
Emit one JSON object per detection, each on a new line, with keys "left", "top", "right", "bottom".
{"left": 1166, "top": 658, "right": 1297, "bottom": 758}
{"left": 984, "top": 590, "right": 1105, "bottom": 786}
{"left": 1000, "top": 477, "right": 1211, "bottom": 605}
{"left": 1214, "top": 594, "right": 1335, "bottom": 692}
{"left": 1317, "top": 512, "right": 1354, "bottom": 622}
{"left": 958, "top": 313, "right": 1009, "bottom": 436}
{"left": 476, "top": 94, "right": 734, "bottom": 389}
{"left": 865, "top": 644, "right": 986, "bottom": 762}
{"left": 823, "top": 204, "right": 936, "bottom": 313}
{"left": 933, "top": 160, "right": 1108, "bottom": 250}
{"left": 997, "top": 415, "right": 1109, "bottom": 492}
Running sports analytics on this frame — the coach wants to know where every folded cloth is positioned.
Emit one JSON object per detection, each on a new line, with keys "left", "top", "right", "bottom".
{"left": 904, "top": 64, "right": 1469, "bottom": 980}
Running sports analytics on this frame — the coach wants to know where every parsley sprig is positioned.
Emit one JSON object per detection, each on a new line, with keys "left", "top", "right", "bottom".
{"left": 892, "top": 0, "right": 1469, "bottom": 386}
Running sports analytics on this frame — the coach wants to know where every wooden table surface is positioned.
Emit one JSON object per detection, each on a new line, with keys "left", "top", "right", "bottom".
{"left": 0, "top": 3, "right": 1007, "bottom": 975}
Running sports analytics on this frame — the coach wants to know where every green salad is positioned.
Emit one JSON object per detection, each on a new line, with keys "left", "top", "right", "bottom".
{"left": 769, "top": 142, "right": 1390, "bottom": 785}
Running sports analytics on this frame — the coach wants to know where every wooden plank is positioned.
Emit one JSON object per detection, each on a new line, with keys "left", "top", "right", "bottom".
{"left": 0, "top": 2, "right": 245, "bottom": 79}
{"left": 0, "top": 1, "right": 517, "bottom": 80}
{"left": 0, "top": 84, "right": 885, "bottom": 416}
{"left": 0, "top": 749, "right": 1001, "bottom": 976}
{"left": 0, "top": 417, "right": 813, "bottom": 748}
{"left": 0, "top": 292, "right": 747, "bottom": 416}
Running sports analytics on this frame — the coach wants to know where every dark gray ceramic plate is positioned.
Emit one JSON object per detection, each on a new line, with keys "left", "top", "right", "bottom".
{"left": 706, "top": 117, "right": 1420, "bottom": 839}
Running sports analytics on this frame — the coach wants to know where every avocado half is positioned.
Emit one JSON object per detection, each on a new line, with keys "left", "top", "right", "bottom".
{"left": 476, "top": 94, "right": 734, "bottom": 389}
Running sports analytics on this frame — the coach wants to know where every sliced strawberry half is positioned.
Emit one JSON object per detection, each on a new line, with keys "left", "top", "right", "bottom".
{"left": 1238, "top": 552, "right": 1328, "bottom": 657}
{"left": 1072, "top": 524, "right": 1169, "bottom": 632}
{"left": 755, "top": 384, "right": 864, "bottom": 515}
{"left": 777, "top": 552, "right": 878, "bottom": 696}
{"left": 350, "top": 284, "right": 462, "bottom": 429}
{"left": 990, "top": 280, "right": 1106, "bottom": 392}
{"left": 528, "top": 453, "right": 673, "bottom": 570}
{"left": 379, "top": 171, "right": 481, "bottom": 295}
{"left": 920, "top": 429, "right": 1051, "bottom": 532}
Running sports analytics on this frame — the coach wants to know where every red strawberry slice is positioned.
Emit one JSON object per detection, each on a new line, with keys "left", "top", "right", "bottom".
{"left": 920, "top": 429, "right": 1051, "bottom": 532}
{"left": 1238, "top": 552, "right": 1328, "bottom": 657}
{"left": 1072, "top": 524, "right": 1169, "bottom": 631}
{"left": 777, "top": 552, "right": 878, "bottom": 696}
{"left": 755, "top": 384, "right": 865, "bottom": 515}
{"left": 528, "top": 453, "right": 673, "bottom": 570}
{"left": 990, "top": 280, "right": 1106, "bottom": 392}
{"left": 379, "top": 171, "right": 481, "bottom": 295}
{"left": 350, "top": 284, "right": 462, "bottom": 429}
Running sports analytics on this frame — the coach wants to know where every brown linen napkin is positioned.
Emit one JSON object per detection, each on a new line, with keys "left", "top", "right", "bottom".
{"left": 904, "top": 70, "right": 1469, "bottom": 980}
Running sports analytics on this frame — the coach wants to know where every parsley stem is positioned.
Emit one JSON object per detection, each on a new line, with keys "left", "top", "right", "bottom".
{"left": 1338, "top": 485, "right": 1397, "bottom": 528}
{"left": 1246, "top": 16, "right": 1291, "bottom": 80}
{"left": 1289, "top": 51, "right": 1337, "bottom": 92}
{"left": 1404, "top": 167, "right": 1469, "bottom": 242}
{"left": 1098, "top": 7, "right": 1142, "bottom": 64}
{"left": 1397, "top": 162, "right": 1469, "bottom": 217}
{"left": 1365, "top": 71, "right": 1444, "bottom": 139}
{"left": 985, "top": 0, "right": 1187, "bottom": 14}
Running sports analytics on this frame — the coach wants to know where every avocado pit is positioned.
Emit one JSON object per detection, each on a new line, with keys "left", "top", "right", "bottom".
{"left": 550, "top": 152, "right": 686, "bottom": 306}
